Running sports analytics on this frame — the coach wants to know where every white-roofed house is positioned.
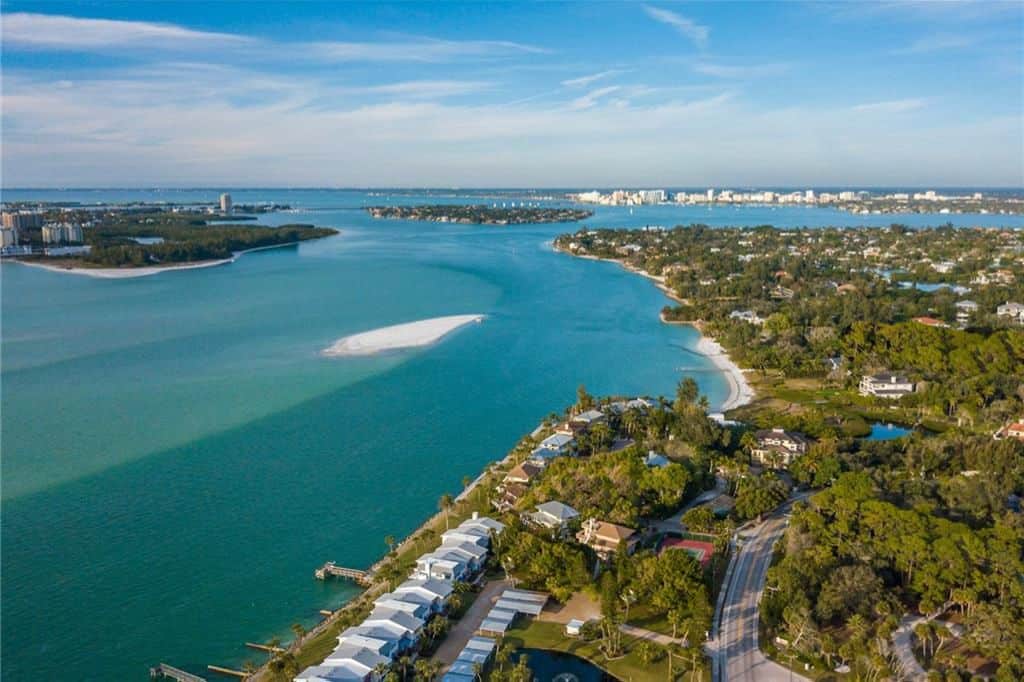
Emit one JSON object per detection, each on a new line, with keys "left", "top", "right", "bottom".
{"left": 392, "top": 578, "right": 454, "bottom": 614}
{"left": 295, "top": 664, "right": 375, "bottom": 682}
{"left": 372, "top": 594, "right": 432, "bottom": 620}
{"left": 441, "top": 527, "right": 490, "bottom": 548}
{"left": 527, "top": 501, "right": 579, "bottom": 537}
{"left": 413, "top": 553, "right": 468, "bottom": 582}
{"left": 362, "top": 608, "right": 425, "bottom": 645}
{"left": 336, "top": 628, "right": 402, "bottom": 659}
{"left": 320, "top": 644, "right": 392, "bottom": 680}
{"left": 457, "top": 514, "right": 505, "bottom": 538}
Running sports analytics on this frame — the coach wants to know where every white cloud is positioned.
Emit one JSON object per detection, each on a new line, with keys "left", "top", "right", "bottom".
{"left": 570, "top": 86, "right": 622, "bottom": 110}
{"left": 642, "top": 5, "right": 709, "bottom": 48}
{"left": 561, "top": 69, "right": 624, "bottom": 88}
{"left": 306, "top": 38, "right": 549, "bottom": 62}
{"left": 852, "top": 98, "right": 927, "bottom": 113}
{"left": 892, "top": 34, "right": 978, "bottom": 54}
{"left": 1, "top": 12, "right": 252, "bottom": 50}
{"left": 693, "top": 62, "right": 790, "bottom": 78}
{"left": 351, "top": 80, "right": 492, "bottom": 98}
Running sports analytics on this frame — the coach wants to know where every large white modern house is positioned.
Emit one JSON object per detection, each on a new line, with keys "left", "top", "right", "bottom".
{"left": 859, "top": 372, "right": 915, "bottom": 399}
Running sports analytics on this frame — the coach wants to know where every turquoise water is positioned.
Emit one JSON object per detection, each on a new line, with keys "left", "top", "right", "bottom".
{"left": 2, "top": 190, "right": 1020, "bottom": 681}
{"left": 865, "top": 422, "right": 913, "bottom": 440}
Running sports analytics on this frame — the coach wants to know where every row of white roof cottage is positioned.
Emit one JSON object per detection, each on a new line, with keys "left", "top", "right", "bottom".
{"left": 295, "top": 514, "right": 505, "bottom": 682}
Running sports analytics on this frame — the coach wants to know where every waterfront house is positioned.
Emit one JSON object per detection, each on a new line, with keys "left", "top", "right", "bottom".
{"left": 337, "top": 628, "right": 404, "bottom": 658}
{"left": 538, "top": 432, "right": 575, "bottom": 454}
{"left": 458, "top": 514, "right": 505, "bottom": 538}
{"left": 527, "top": 501, "right": 579, "bottom": 535}
{"left": 859, "top": 372, "right": 915, "bottom": 399}
{"left": 324, "top": 644, "right": 391, "bottom": 675}
{"left": 441, "top": 526, "right": 491, "bottom": 548}
{"left": 373, "top": 594, "right": 432, "bottom": 620}
{"left": 503, "top": 461, "right": 541, "bottom": 486}
{"left": 492, "top": 481, "right": 528, "bottom": 511}
{"left": 433, "top": 542, "right": 486, "bottom": 572}
{"left": 391, "top": 578, "right": 454, "bottom": 614}
{"left": 363, "top": 608, "right": 425, "bottom": 643}
{"left": 413, "top": 554, "right": 468, "bottom": 582}
{"left": 751, "top": 428, "right": 811, "bottom": 466}
{"left": 576, "top": 518, "right": 639, "bottom": 559}
{"left": 569, "top": 409, "right": 606, "bottom": 433}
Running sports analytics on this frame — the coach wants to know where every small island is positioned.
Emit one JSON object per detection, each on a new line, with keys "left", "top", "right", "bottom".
{"left": 5, "top": 208, "right": 337, "bottom": 275}
{"left": 366, "top": 204, "right": 592, "bottom": 225}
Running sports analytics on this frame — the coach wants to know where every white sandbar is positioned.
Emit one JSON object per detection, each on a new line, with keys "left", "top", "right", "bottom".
{"left": 322, "top": 315, "right": 485, "bottom": 357}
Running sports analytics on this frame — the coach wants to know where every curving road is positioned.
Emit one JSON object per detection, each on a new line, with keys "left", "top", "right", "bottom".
{"left": 712, "top": 506, "right": 809, "bottom": 682}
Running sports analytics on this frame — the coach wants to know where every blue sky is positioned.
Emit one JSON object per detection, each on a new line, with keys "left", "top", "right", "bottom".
{"left": 2, "top": 1, "right": 1021, "bottom": 187}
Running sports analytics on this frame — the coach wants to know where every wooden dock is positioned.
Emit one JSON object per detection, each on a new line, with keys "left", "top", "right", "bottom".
{"left": 314, "top": 561, "right": 373, "bottom": 585}
{"left": 207, "top": 664, "right": 247, "bottom": 678}
{"left": 150, "top": 663, "right": 207, "bottom": 682}
{"left": 245, "top": 642, "right": 285, "bottom": 654}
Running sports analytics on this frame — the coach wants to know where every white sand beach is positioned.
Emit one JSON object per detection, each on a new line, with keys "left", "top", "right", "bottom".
{"left": 322, "top": 314, "right": 485, "bottom": 357}
{"left": 696, "top": 336, "right": 755, "bottom": 412}
{"left": 10, "top": 241, "right": 309, "bottom": 279}
{"left": 15, "top": 257, "right": 236, "bottom": 279}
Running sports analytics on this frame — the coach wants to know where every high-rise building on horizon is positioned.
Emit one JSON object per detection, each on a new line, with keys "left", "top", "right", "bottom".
{"left": 220, "top": 193, "right": 233, "bottom": 214}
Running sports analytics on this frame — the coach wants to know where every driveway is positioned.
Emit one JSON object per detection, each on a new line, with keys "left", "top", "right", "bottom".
{"left": 433, "top": 579, "right": 510, "bottom": 668}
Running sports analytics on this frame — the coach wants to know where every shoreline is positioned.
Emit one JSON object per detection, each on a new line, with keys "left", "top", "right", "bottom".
{"left": 552, "top": 243, "right": 753, "bottom": 413}
{"left": 7, "top": 239, "right": 320, "bottom": 279}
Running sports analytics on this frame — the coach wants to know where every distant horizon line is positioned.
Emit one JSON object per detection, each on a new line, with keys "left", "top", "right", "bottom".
{"left": 4, "top": 185, "right": 1024, "bottom": 192}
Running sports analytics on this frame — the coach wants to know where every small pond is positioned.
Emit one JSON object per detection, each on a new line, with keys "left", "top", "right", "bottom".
{"left": 864, "top": 422, "right": 913, "bottom": 441}
{"left": 512, "top": 648, "right": 618, "bottom": 682}
{"left": 131, "top": 236, "right": 165, "bottom": 244}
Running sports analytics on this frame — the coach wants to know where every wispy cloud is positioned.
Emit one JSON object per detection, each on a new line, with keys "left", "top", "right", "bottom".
{"left": 561, "top": 69, "right": 625, "bottom": 88}
{"left": 693, "top": 62, "right": 790, "bottom": 78}
{"left": 892, "top": 34, "right": 978, "bottom": 54}
{"left": 352, "top": 80, "right": 492, "bottom": 98}
{"left": 1, "top": 12, "right": 549, "bottom": 63}
{"left": 570, "top": 85, "right": 622, "bottom": 110}
{"left": 306, "top": 38, "right": 549, "bottom": 62}
{"left": 642, "top": 5, "right": 709, "bottom": 48}
{"left": 852, "top": 98, "right": 928, "bottom": 113}
{"left": 1, "top": 12, "right": 253, "bottom": 50}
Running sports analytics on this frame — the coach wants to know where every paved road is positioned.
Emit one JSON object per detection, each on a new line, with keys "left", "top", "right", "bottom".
{"left": 713, "top": 509, "right": 809, "bottom": 682}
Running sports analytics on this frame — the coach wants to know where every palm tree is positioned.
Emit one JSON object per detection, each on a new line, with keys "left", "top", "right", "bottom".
{"left": 439, "top": 493, "right": 455, "bottom": 530}
{"left": 372, "top": 661, "right": 392, "bottom": 681}
{"left": 385, "top": 534, "right": 396, "bottom": 554}
{"left": 290, "top": 622, "right": 306, "bottom": 642}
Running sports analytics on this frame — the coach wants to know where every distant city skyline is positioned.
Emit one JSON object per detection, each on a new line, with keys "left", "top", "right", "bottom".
{"left": 2, "top": 1, "right": 1022, "bottom": 187}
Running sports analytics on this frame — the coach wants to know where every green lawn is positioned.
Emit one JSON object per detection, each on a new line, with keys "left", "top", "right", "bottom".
{"left": 503, "top": 620, "right": 709, "bottom": 682}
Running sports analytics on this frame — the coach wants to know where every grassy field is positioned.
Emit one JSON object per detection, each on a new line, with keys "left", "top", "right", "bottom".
{"left": 503, "top": 620, "right": 709, "bottom": 682}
